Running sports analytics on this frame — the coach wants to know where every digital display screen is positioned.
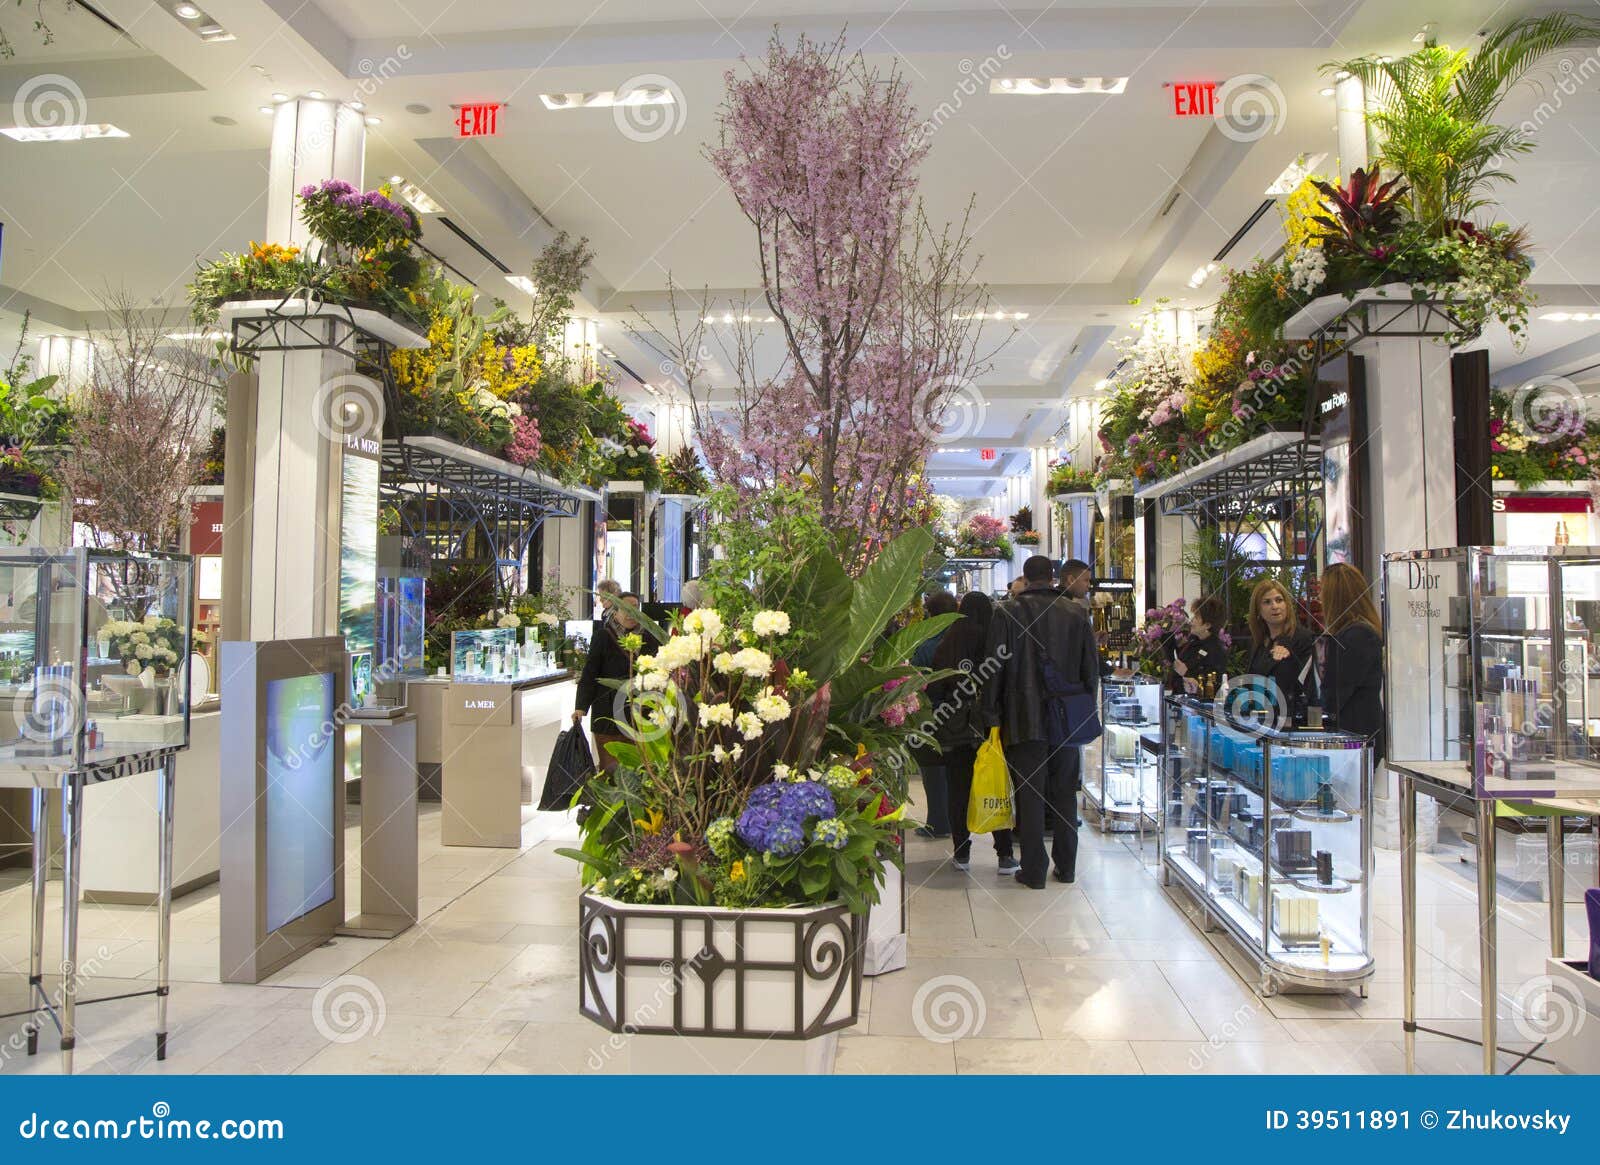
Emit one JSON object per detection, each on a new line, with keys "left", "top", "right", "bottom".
{"left": 339, "top": 451, "right": 379, "bottom": 657}
{"left": 264, "top": 672, "right": 336, "bottom": 933}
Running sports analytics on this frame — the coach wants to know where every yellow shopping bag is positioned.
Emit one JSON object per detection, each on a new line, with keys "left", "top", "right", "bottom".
{"left": 968, "top": 728, "right": 1015, "bottom": 833}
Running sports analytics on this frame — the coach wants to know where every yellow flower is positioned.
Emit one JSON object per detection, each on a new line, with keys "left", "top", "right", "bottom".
{"left": 634, "top": 807, "right": 665, "bottom": 835}
{"left": 729, "top": 860, "right": 745, "bottom": 882}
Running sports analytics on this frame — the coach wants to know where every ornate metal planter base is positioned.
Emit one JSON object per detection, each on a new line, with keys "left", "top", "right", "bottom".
{"left": 578, "top": 892, "right": 863, "bottom": 1040}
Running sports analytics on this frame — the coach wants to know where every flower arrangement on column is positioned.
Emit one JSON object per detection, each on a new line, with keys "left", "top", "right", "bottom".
{"left": 188, "top": 180, "right": 428, "bottom": 328}
{"left": 954, "top": 513, "right": 1011, "bottom": 559}
{"left": 1046, "top": 459, "right": 1096, "bottom": 496}
{"left": 640, "top": 32, "right": 995, "bottom": 567}
{"left": 0, "top": 317, "right": 72, "bottom": 500}
{"left": 1490, "top": 392, "right": 1600, "bottom": 488}
{"left": 1010, "top": 505, "right": 1040, "bottom": 546}
{"left": 660, "top": 445, "right": 711, "bottom": 495}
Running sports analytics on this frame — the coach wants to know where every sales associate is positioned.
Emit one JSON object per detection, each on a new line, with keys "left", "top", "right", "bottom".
{"left": 573, "top": 593, "right": 641, "bottom": 772}
{"left": 1245, "top": 578, "right": 1317, "bottom": 711}
{"left": 1318, "top": 563, "right": 1385, "bottom": 759}
{"left": 1171, "top": 594, "right": 1229, "bottom": 694}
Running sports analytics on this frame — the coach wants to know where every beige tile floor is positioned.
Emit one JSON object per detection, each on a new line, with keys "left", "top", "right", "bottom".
{"left": 0, "top": 773, "right": 1587, "bottom": 1076}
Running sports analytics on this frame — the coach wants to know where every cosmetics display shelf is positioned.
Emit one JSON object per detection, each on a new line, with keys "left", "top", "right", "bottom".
{"left": 1088, "top": 678, "right": 1162, "bottom": 833}
{"left": 1159, "top": 694, "right": 1374, "bottom": 996}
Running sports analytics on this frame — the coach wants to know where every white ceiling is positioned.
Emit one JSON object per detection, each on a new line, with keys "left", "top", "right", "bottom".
{"left": 2, "top": 0, "right": 1598, "bottom": 497}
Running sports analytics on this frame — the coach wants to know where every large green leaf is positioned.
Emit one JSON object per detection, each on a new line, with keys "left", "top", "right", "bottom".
{"left": 836, "top": 527, "right": 935, "bottom": 674}
{"left": 782, "top": 550, "right": 855, "bottom": 679}
{"left": 870, "top": 611, "right": 960, "bottom": 670}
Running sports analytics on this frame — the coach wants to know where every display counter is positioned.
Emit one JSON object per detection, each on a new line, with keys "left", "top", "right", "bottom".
{"left": 1158, "top": 694, "right": 1374, "bottom": 996}
{"left": 440, "top": 671, "right": 573, "bottom": 848}
{"left": 82, "top": 707, "right": 221, "bottom": 903}
{"left": 1088, "top": 678, "right": 1161, "bottom": 832}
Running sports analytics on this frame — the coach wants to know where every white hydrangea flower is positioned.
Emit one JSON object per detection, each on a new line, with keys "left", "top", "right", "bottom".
{"left": 699, "top": 702, "right": 735, "bottom": 728}
{"left": 497, "top": 613, "right": 520, "bottom": 629}
{"left": 751, "top": 610, "right": 791, "bottom": 638}
{"left": 682, "top": 608, "right": 723, "bottom": 639}
{"left": 657, "top": 635, "right": 701, "bottom": 671}
{"left": 735, "top": 712, "right": 764, "bottom": 741}
{"left": 730, "top": 647, "right": 772, "bottom": 679}
{"left": 135, "top": 644, "right": 153, "bottom": 660}
{"left": 538, "top": 612, "right": 561, "bottom": 626}
{"left": 635, "top": 671, "right": 668, "bottom": 692}
{"left": 754, "top": 693, "right": 791, "bottom": 723}
{"left": 712, "top": 651, "right": 736, "bottom": 674}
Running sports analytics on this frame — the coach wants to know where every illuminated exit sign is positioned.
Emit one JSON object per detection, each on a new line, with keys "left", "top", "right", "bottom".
{"left": 455, "top": 103, "right": 502, "bottom": 137}
{"left": 1171, "top": 81, "right": 1216, "bottom": 117}
{"left": 979, "top": 448, "right": 996, "bottom": 462}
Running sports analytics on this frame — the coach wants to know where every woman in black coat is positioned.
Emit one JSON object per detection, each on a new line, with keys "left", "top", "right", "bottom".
{"left": 1170, "top": 594, "right": 1230, "bottom": 695}
{"left": 572, "top": 593, "right": 641, "bottom": 771}
{"left": 1244, "top": 578, "right": 1317, "bottom": 715}
{"left": 929, "top": 592, "right": 1017, "bottom": 874}
{"left": 1318, "top": 563, "right": 1385, "bottom": 759}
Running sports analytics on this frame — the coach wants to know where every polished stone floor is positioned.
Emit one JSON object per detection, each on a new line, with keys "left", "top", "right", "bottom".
{"left": 0, "top": 769, "right": 1589, "bottom": 1075}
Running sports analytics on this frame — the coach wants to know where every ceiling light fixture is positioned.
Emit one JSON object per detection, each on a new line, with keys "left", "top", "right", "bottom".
{"left": 1, "top": 123, "right": 129, "bottom": 142}
{"left": 164, "top": 330, "right": 228, "bottom": 341}
{"left": 174, "top": 2, "right": 201, "bottom": 16}
{"left": 349, "top": 100, "right": 365, "bottom": 111}
{"left": 989, "top": 76, "right": 1128, "bottom": 96}
{"left": 259, "top": 106, "right": 273, "bottom": 115}
{"left": 165, "top": 1, "right": 231, "bottom": 41}
{"left": 364, "top": 116, "right": 381, "bottom": 126}
{"left": 271, "top": 92, "right": 288, "bottom": 102}
{"left": 307, "top": 90, "right": 326, "bottom": 100}
{"left": 1319, "top": 86, "right": 1335, "bottom": 97}
{"left": 1188, "top": 262, "right": 1219, "bottom": 288}
{"left": 540, "top": 88, "right": 675, "bottom": 110}
{"left": 398, "top": 181, "right": 442, "bottom": 214}
{"left": 1266, "top": 152, "right": 1328, "bottom": 196}
{"left": 505, "top": 275, "right": 537, "bottom": 294}
{"left": 1540, "top": 311, "right": 1599, "bottom": 322}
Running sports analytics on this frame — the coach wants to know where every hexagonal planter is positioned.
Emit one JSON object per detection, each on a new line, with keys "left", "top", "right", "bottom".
{"left": 577, "top": 891, "right": 864, "bottom": 1039}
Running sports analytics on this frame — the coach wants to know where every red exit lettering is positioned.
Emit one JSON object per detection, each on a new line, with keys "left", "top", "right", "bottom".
{"left": 1172, "top": 82, "right": 1216, "bottom": 117}
{"left": 455, "top": 103, "right": 501, "bottom": 137}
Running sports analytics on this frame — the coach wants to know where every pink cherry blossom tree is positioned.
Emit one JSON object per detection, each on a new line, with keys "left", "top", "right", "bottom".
{"left": 635, "top": 32, "right": 995, "bottom": 564}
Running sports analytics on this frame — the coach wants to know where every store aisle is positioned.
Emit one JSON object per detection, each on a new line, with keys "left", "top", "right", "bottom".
{"left": 0, "top": 777, "right": 1574, "bottom": 1076}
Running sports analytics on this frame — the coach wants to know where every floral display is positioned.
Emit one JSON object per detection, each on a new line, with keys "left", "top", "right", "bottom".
{"left": 660, "top": 445, "right": 711, "bottom": 495}
{"left": 563, "top": 503, "right": 955, "bottom": 914}
{"left": 1046, "top": 460, "right": 1096, "bottom": 495}
{"left": 195, "top": 425, "right": 226, "bottom": 486}
{"left": 1490, "top": 392, "right": 1600, "bottom": 488}
{"left": 1133, "top": 598, "right": 1233, "bottom": 678}
{"left": 0, "top": 321, "right": 70, "bottom": 500}
{"left": 188, "top": 182, "right": 427, "bottom": 328}
{"left": 99, "top": 616, "right": 185, "bottom": 675}
{"left": 605, "top": 416, "right": 663, "bottom": 490}
{"left": 953, "top": 512, "right": 1011, "bottom": 558}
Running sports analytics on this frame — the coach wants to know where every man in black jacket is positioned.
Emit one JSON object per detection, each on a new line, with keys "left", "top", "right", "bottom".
{"left": 982, "top": 555, "right": 1100, "bottom": 888}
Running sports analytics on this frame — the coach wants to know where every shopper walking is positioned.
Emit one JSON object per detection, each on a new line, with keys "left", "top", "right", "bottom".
{"left": 1318, "top": 563, "right": 1385, "bottom": 760}
{"left": 592, "top": 578, "right": 623, "bottom": 640}
{"left": 1059, "top": 558, "right": 1093, "bottom": 617}
{"left": 912, "top": 591, "right": 959, "bottom": 839}
{"left": 1244, "top": 578, "right": 1317, "bottom": 718}
{"left": 929, "top": 591, "right": 1018, "bottom": 874}
{"left": 573, "top": 591, "right": 641, "bottom": 772}
{"left": 982, "top": 555, "right": 1099, "bottom": 888}
{"left": 1172, "top": 594, "right": 1230, "bottom": 694}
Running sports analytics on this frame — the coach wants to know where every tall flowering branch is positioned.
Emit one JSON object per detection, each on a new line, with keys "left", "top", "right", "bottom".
{"left": 636, "top": 31, "right": 993, "bottom": 565}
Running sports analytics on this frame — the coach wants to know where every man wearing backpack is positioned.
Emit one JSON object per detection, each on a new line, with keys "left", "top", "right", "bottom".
{"left": 982, "top": 555, "right": 1100, "bottom": 888}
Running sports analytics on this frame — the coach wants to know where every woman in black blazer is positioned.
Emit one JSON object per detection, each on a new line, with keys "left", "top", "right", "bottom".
{"left": 1171, "top": 594, "right": 1230, "bottom": 694}
{"left": 1318, "top": 563, "right": 1385, "bottom": 759}
{"left": 573, "top": 593, "right": 641, "bottom": 771}
{"left": 1244, "top": 578, "right": 1317, "bottom": 714}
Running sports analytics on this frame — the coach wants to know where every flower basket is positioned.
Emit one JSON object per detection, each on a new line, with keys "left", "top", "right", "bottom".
{"left": 1281, "top": 282, "right": 1463, "bottom": 344}
{"left": 577, "top": 891, "right": 863, "bottom": 1040}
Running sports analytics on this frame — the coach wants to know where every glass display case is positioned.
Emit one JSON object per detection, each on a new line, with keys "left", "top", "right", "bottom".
{"left": 1383, "top": 546, "right": 1600, "bottom": 800}
{"left": 0, "top": 548, "right": 193, "bottom": 775}
{"left": 450, "top": 627, "right": 564, "bottom": 683}
{"left": 1159, "top": 694, "right": 1373, "bottom": 995}
{"left": 1089, "top": 677, "right": 1161, "bottom": 831}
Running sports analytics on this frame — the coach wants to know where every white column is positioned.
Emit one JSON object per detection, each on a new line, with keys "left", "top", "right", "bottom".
{"left": 1334, "top": 73, "right": 1368, "bottom": 178}
{"left": 1356, "top": 337, "right": 1458, "bottom": 558}
{"left": 653, "top": 400, "right": 693, "bottom": 459}
{"left": 247, "top": 98, "right": 368, "bottom": 641}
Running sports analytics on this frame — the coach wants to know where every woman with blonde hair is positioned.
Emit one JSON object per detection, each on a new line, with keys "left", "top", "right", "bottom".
{"left": 1245, "top": 577, "right": 1317, "bottom": 713}
{"left": 1319, "top": 562, "right": 1385, "bottom": 759}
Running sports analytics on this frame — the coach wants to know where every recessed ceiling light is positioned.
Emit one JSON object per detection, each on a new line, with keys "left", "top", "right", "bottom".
{"left": 210, "top": 115, "right": 236, "bottom": 126}
{"left": 164, "top": 330, "right": 228, "bottom": 341}
{"left": 1094, "top": 379, "right": 1111, "bottom": 390}
{"left": 398, "top": 181, "right": 441, "bottom": 214}
{"left": 1, "top": 123, "right": 129, "bottom": 142}
{"left": 1541, "top": 311, "right": 1599, "bottom": 322}
{"left": 349, "top": 100, "right": 364, "bottom": 111}
{"left": 988, "top": 77, "right": 1128, "bottom": 96}
{"left": 271, "top": 92, "right": 288, "bottom": 102}
{"left": 1188, "top": 262, "right": 1219, "bottom": 288}
{"left": 405, "top": 103, "right": 431, "bottom": 115}
{"left": 307, "top": 90, "right": 325, "bottom": 100}
{"left": 364, "top": 116, "right": 381, "bottom": 125}
{"left": 539, "top": 88, "right": 676, "bottom": 110}
{"left": 174, "top": 2, "right": 201, "bottom": 17}
{"left": 259, "top": 106, "right": 274, "bottom": 115}
{"left": 1319, "top": 86, "right": 1336, "bottom": 97}
{"left": 505, "top": 275, "right": 537, "bottom": 294}
{"left": 390, "top": 174, "right": 403, "bottom": 183}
